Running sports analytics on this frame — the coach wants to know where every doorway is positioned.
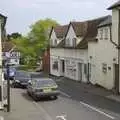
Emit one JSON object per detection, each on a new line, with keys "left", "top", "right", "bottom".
{"left": 78, "top": 63, "right": 82, "bottom": 81}
{"left": 114, "top": 64, "right": 119, "bottom": 94}
{"left": 60, "top": 60, "right": 65, "bottom": 76}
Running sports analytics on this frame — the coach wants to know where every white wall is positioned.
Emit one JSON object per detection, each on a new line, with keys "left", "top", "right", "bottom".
{"left": 50, "top": 29, "right": 62, "bottom": 45}
{"left": 50, "top": 48, "right": 88, "bottom": 82}
{"left": 88, "top": 26, "right": 118, "bottom": 90}
{"left": 112, "top": 9, "right": 120, "bottom": 92}
{"left": 65, "top": 25, "right": 83, "bottom": 46}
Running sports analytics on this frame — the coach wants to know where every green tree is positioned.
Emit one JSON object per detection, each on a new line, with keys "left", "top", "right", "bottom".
{"left": 12, "top": 18, "right": 59, "bottom": 67}
{"left": 28, "top": 18, "right": 59, "bottom": 56}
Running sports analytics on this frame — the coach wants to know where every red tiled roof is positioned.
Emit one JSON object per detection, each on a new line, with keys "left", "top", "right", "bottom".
{"left": 2, "top": 41, "right": 14, "bottom": 52}
{"left": 54, "top": 25, "right": 68, "bottom": 38}
{"left": 71, "top": 22, "right": 88, "bottom": 37}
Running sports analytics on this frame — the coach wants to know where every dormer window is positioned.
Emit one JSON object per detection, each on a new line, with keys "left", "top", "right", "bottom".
{"left": 54, "top": 39, "right": 57, "bottom": 46}
{"left": 73, "top": 38, "right": 77, "bottom": 47}
{"left": 66, "top": 38, "right": 70, "bottom": 46}
{"left": 99, "top": 29, "right": 103, "bottom": 40}
{"left": 104, "top": 28, "right": 108, "bottom": 40}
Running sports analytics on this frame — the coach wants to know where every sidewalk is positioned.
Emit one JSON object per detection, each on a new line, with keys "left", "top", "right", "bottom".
{"left": 50, "top": 75, "right": 120, "bottom": 103}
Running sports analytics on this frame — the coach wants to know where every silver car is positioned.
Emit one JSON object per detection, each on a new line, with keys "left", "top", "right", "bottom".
{"left": 27, "top": 78, "right": 59, "bottom": 101}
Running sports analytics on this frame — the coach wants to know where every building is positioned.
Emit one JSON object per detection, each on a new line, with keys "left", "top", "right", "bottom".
{"left": 108, "top": 0, "right": 120, "bottom": 92}
{"left": 2, "top": 41, "right": 20, "bottom": 66}
{"left": 88, "top": 16, "right": 119, "bottom": 90}
{"left": 0, "top": 13, "right": 7, "bottom": 109}
{"left": 50, "top": 15, "right": 119, "bottom": 90}
{"left": 50, "top": 16, "right": 108, "bottom": 82}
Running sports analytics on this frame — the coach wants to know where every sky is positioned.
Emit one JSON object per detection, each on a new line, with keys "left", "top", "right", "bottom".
{"left": 0, "top": 0, "right": 117, "bottom": 35}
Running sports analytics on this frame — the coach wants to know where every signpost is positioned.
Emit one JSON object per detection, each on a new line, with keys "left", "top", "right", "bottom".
{"left": 5, "top": 53, "right": 10, "bottom": 112}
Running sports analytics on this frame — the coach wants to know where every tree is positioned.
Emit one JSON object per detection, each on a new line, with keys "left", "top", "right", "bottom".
{"left": 7, "top": 32, "right": 22, "bottom": 40}
{"left": 28, "top": 18, "right": 59, "bottom": 56}
{"left": 12, "top": 18, "right": 59, "bottom": 67}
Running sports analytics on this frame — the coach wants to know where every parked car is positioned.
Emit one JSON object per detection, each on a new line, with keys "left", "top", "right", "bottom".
{"left": 3, "top": 67, "right": 16, "bottom": 80}
{"left": 12, "top": 71, "right": 31, "bottom": 88}
{"left": 27, "top": 78, "right": 59, "bottom": 101}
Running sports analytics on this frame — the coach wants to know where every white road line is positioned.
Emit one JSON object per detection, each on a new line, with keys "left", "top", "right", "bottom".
{"left": 32, "top": 101, "right": 53, "bottom": 120}
{"left": 0, "top": 116, "right": 4, "bottom": 120}
{"left": 56, "top": 115, "right": 67, "bottom": 120}
{"left": 80, "top": 101, "right": 115, "bottom": 119}
{"left": 60, "top": 91, "right": 71, "bottom": 98}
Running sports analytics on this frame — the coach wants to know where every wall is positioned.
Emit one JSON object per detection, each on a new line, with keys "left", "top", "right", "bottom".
{"left": 112, "top": 9, "right": 120, "bottom": 92}
{"left": 88, "top": 26, "right": 118, "bottom": 90}
{"left": 50, "top": 48, "right": 88, "bottom": 82}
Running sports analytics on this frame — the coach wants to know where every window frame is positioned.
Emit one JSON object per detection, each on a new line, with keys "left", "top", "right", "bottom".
{"left": 99, "top": 29, "right": 103, "bottom": 40}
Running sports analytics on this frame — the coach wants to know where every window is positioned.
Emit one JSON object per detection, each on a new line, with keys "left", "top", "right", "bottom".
{"left": 66, "top": 38, "right": 70, "bottom": 46}
{"left": 52, "top": 61, "right": 58, "bottom": 70}
{"left": 54, "top": 39, "right": 57, "bottom": 46}
{"left": 84, "top": 64, "right": 87, "bottom": 74}
{"left": 15, "top": 59, "right": 18, "bottom": 62}
{"left": 104, "top": 28, "right": 108, "bottom": 40}
{"left": 99, "top": 29, "right": 103, "bottom": 40}
{"left": 73, "top": 38, "right": 76, "bottom": 47}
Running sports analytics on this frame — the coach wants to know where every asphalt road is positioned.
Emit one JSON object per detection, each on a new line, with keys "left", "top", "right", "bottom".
{"left": 2, "top": 71, "right": 120, "bottom": 120}
{"left": 3, "top": 88, "right": 119, "bottom": 120}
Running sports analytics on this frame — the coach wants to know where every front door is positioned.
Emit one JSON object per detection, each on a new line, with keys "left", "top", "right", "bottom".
{"left": 78, "top": 63, "right": 82, "bottom": 81}
{"left": 60, "top": 60, "right": 65, "bottom": 76}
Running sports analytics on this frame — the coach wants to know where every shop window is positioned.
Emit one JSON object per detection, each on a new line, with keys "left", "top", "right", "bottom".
{"left": 84, "top": 64, "right": 87, "bottom": 74}
{"left": 99, "top": 29, "right": 103, "bottom": 40}
{"left": 52, "top": 61, "right": 58, "bottom": 70}
{"left": 104, "top": 28, "right": 108, "bottom": 40}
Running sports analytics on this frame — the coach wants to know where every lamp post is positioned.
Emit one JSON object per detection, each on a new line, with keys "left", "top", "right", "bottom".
{"left": 5, "top": 53, "right": 10, "bottom": 112}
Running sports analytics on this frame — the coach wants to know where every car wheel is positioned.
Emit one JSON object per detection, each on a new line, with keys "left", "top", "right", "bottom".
{"left": 33, "top": 96, "right": 39, "bottom": 101}
{"left": 51, "top": 96, "right": 57, "bottom": 100}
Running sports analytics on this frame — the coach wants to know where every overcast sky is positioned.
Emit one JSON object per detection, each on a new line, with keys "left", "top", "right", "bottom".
{"left": 0, "top": 0, "right": 117, "bottom": 35}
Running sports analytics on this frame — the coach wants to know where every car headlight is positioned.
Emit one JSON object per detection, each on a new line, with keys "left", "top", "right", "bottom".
{"left": 15, "top": 80, "right": 20, "bottom": 83}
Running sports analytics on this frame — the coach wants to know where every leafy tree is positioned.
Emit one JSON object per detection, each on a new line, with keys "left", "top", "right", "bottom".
{"left": 7, "top": 32, "right": 22, "bottom": 40}
{"left": 12, "top": 18, "right": 59, "bottom": 67}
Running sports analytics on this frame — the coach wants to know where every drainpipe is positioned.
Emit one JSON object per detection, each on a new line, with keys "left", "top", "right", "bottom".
{"left": 109, "top": 10, "right": 120, "bottom": 94}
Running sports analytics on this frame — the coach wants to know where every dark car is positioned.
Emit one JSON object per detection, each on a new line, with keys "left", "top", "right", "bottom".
{"left": 12, "top": 71, "right": 31, "bottom": 88}
{"left": 3, "top": 67, "right": 16, "bottom": 80}
{"left": 27, "top": 78, "right": 59, "bottom": 101}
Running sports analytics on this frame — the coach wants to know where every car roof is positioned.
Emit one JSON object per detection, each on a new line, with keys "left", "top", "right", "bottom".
{"left": 32, "top": 78, "right": 54, "bottom": 82}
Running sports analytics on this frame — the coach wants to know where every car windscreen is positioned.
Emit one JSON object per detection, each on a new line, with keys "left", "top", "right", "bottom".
{"left": 15, "top": 72, "right": 31, "bottom": 80}
{"left": 34, "top": 80, "right": 56, "bottom": 87}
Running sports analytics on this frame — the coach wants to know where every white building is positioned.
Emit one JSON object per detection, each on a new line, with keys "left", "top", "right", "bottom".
{"left": 2, "top": 42, "right": 20, "bottom": 66}
{"left": 108, "top": 0, "right": 120, "bottom": 92}
{"left": 88, "top": 16, "right": 119, "bottom": 90}
{"left": 0, "top": 13, "right": 7, "bottom": 109}
{"left": 50, "top": 15, "right": 119, "bottom": 91}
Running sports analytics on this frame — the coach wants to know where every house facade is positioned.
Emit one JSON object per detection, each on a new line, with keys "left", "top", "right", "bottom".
{"left": 0, "top": 13, "right": 7, "bottom": 109}
{"left": 108, "top": 0, "right": 120, "bottom": 92}
{"left": 2, "top": 42, "right": 20, "bottom": 66}
{"left": 88, "top": 16, "right": 118, "bottom": 90}
{"left": 50, "top": 15, "right": 119, "bottom": 90}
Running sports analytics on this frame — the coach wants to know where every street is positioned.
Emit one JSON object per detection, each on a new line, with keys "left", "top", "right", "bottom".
{"left": 2, "top": 88, "right": 118, "bottom": 120}
{"left": 1, "top": 71, "right": 120, "bottom": 120}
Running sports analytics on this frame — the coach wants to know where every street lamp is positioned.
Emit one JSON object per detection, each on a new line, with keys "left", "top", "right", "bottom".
{"left": 5, "top": 52, "right": 10, "bottom": 112}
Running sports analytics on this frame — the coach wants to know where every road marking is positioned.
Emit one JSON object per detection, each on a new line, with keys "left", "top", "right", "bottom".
{"left": 32, "top": 101, "right": 53, "bottom": 120}
{"left": 80, "top": 101, "right": 115, "bottom": 119}
{"left": 0, "top": 116, "right": 4, "bottom": 120}
{"left": 56, "top": 114, "right": 67, "bottom": 120}
{"left": 60, "top": 91, "right": 71, "bottom": 98}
